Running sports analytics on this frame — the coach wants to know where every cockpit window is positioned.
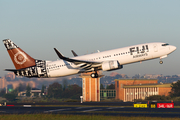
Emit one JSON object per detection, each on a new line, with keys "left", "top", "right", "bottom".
{"left": 162, "top": 43, "right": 169, "bottom": 46}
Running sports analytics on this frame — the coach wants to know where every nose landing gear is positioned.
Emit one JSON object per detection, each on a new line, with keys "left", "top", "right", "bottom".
{"left": 159, "top": 60, "right": 163, "bottom": 64}
{"left": 159, "top": 55, "right": 167, "bottom": 64}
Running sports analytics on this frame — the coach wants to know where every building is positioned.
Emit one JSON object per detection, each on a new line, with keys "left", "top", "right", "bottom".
{"left": 0, "top": 77, "right": 6, "bottom": 90}
{"left": 18, "top": 88, "right": 43, "bottom": 97}
{"left": 5, "top": 73, "right": 15, "bottom": 80}
{"left": 100, "top": 89, "right": 116, "bottom": 99}
{"left": 81, "top": 72, "right": 103, "bottom": 102}
{"left": 6, "top": 80, "right": 36, "bottom": 90}
{"left": 115, "top": 79, "right": 172, "bottom": 102}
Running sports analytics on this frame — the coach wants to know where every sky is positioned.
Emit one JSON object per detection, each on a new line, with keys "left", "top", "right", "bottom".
{"left": 0, "top": 0, "right": 180, "bottom": 77}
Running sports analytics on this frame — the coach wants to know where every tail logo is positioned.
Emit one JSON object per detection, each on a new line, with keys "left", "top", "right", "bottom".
{"left": 14, "top": 52, "right": 27, "bottom": 65}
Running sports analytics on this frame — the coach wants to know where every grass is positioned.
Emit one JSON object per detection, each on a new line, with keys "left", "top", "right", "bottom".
{"left": 0, "top": 114, "right": 180, "bottom": 120}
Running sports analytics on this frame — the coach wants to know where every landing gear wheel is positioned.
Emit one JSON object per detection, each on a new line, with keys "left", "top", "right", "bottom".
{"left": 95, "top": 73, "right": 98, "bottom": 78}
{"left": 159, "top": 60, "right": 163, "bottom": 64}
{"left": 91, "top": 73, "right": 98, "bottom": 78}
{"left": 91, "top": 73, "right": 95, "bottom": 78}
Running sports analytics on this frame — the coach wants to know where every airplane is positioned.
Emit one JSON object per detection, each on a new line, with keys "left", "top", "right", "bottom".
{"left": 3, "top": 39, "right": 176, "bottom": 78}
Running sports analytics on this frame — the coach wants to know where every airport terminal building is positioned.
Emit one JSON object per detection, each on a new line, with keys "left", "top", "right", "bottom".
{"left": 80, "top": 75, "right": 172, "bottom": 102}
{"left": 115, "top": 79, "right": 171, "bottom": 102}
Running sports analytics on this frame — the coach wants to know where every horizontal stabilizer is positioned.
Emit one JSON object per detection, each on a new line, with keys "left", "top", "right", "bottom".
{"left": 4, "top": 68, "right": 27, "bottom": 71}
{"left": 4, "top": 69, "right": 18, "bottom": 71}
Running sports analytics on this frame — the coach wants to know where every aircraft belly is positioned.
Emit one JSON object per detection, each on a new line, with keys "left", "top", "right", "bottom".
{"left": 47, "top": 68, "right": 79, "bottom": 77}
{"left": 119, "top": 56, "right": 134, "bottom": 65}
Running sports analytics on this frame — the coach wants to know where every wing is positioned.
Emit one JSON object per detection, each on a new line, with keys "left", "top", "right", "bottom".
{"left": 54, "top": 48, "right": 102, "bottom": 71}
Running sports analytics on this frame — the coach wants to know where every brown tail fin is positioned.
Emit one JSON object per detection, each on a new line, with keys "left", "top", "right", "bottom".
{"left": 3, "top": 39, "right": 36, "bottom": 70}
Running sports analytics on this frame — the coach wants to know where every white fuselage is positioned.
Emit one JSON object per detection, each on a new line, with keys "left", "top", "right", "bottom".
{"left": 45, "top": 42, "right": 176, "bottom": 78}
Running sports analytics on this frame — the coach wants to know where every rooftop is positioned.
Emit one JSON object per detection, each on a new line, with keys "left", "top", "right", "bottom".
{"left": 123, "top": 83, "right": 172, "bottom": 88}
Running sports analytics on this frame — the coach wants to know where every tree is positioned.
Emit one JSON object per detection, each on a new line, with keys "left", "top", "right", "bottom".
{"left": 11, "top": 88, "right": 18, "bottom": 96}
{"left": 0, "top": 89, "right": 6, "bottom": 97}
{"left": 41, "top": 84, "right": 45, "bottom": 96}
{"left": 132, "top": 74, "right": 141, "bottom": 79}
{"left": 170, "top": 80, "right": 180, "bottom": 97}
{"left": 17, "top": 83, "right": 26, "bottom": 92}
{"left": 4, "top": 93, "right": 17, "bottom": 101}
{"left": 146, "top": 95, "right": 171, "bottom": 101}
{"left": 106, "top": 84, "right": 115, "bottom": 89}
{"left": 26, "top": 84, "right": 31, "bottom": 97}
{"left": 62, "top": 84, "right": 82, "bottom": 99}
{"left": 48, "top": 82, "right": 62, "bottom": 98}
{"left": 62, "top": 79, "right": 68, "bottom": 91}
{"left": 100, "top": 84, "right": 104, "bottom": 89}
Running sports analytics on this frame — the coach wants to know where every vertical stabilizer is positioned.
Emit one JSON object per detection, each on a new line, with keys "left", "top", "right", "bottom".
{"left": 3, "top": 39, "right": 36, "bottom": 69}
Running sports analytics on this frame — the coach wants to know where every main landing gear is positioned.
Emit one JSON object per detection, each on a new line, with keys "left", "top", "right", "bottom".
{"left": 91, "top": 72, "right": 98, "bottom": 78}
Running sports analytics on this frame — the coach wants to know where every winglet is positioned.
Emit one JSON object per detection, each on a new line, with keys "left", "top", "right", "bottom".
{"left": 54, "top": 48, "right": 65, "bottom": 59}
{"left": 71, "top": 50, "right": 78, "bottom": 57}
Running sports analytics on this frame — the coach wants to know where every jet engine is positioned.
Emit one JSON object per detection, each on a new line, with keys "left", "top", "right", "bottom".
{"left": 102, "top": 60, "right": 123, "bottom": 71}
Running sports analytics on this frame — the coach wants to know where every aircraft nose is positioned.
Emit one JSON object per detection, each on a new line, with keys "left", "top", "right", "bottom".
{"left": 170, "top": 45, "right": 177, "bottom": 52}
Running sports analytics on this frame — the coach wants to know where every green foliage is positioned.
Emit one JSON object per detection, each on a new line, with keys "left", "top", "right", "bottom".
{"left": 0, "top": 89, "right": 6, "bottom": 97}
{"left": 47, "top": 82, "right": 82, "bottom": 99}
{"left": 62, "top": 84, "right": 82, "bottom": 99}
{"left": 17, "top": 83, "right": 26, "bottom": 92}
{"left": 171, "top": 97, "right": 180, "bottom": 101}
{"left": 106, "top": 84, "right": 115, "bottom": 89}
{"left": 11, "top": 88, "right": 18, "bottom": 96}
{"left": 33, "top": 92, "right": 39, "bottom": 97}
{"left": 100, "top": 84, "right": 104, "bottom": 89}
{"left": 26, "top": 84, "right": 31, "bottom": 97}
{"left": 48, "top": 82, "right": 63, "bottom": 98}
{"left": 62, "top": 79, "right": 68, "bottom": 91}
{"left": 3, "top": 93, "right": 17, "bottom": 101}
{"left": 146, "top": 95, "right": 171, "bottom": 101}
{"left": 41, "top": 84, "right": 45, "bottom": 96}
{"left": 170, "top": 80, "right": 180, "bottom": 97}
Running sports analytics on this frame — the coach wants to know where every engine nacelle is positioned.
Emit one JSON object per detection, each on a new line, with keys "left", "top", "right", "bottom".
{"left": 102, "top": 60, "right": 123, "bottom": 71}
